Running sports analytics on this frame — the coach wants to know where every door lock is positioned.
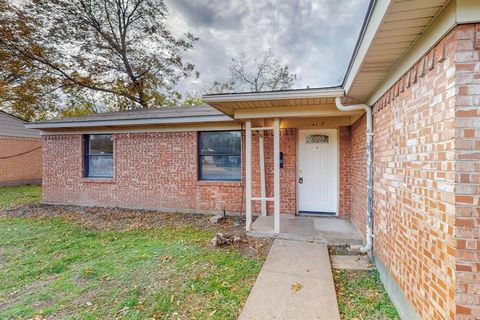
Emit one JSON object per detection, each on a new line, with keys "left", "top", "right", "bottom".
{"left": 299, "top": 177, "right": 303, "bottom": 184}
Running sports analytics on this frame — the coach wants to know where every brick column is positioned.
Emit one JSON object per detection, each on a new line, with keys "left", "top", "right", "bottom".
{"left": 454, "top": 23, "right": 480, "bottom": 320}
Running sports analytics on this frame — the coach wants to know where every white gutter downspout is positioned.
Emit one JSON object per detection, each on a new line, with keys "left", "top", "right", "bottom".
{"left": 335, "top": 97, "right": 373, "bottom": 253}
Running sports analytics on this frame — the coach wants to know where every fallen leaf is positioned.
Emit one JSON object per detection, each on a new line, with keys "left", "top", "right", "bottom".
{"left": 83, "top": 267, "right": 93, "bottom": 276}
{"left": 291, "top": 282, "right": 303, "bottom": 292}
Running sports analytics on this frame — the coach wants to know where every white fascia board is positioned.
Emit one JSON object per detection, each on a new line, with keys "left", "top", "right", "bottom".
{"left": 344, "top": 0, "right": 393, "bottom": 94}
{"left": 203, "top": 88, "right": 344, "bottom": 103}
{"left": 457, "top": 0, "right": 480, "bottom": 23}
{"left": 367, "top": 0, "right": 456, "bottom": 105}
{"left": 25, "top": 114, "right": 233, "bottom": 129}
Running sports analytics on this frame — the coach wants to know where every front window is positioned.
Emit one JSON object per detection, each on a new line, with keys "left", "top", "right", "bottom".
{"left": 198, "top": 131, "right": 241, "bottom": 181}
{"left": 84, "top": 134, "right": 113, "bottom": 178}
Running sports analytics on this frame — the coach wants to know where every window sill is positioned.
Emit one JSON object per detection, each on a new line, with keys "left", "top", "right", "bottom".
{"left": 81, "top": 177, "right": 116, "bottom": 184}
{"left": 197, "top": 180, "right": 242, "bottom": 187}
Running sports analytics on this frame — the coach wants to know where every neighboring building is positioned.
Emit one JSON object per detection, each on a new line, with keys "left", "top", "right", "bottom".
{"left": 0, "top": 111, "right": 41, "bottom": 186}
{"left": 26, "top": 1, "right": 479, "bottom": 319}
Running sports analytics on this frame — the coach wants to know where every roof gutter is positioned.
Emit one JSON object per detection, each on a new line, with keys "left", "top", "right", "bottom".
{"left": 203, "top": 87, "right": 344, "bottom": 103}
{"left": 0, "top": 110, "right": 29, "bottom": 123}
{"left": 335, "top": 97, "right": 373, "bottom": 253}
{"left": 25, "top": 114, "right": 233, "bottom": 129}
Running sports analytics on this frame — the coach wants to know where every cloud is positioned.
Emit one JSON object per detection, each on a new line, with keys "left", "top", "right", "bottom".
{"left": 165, "top": 0, "right": 370, "bottom": 94}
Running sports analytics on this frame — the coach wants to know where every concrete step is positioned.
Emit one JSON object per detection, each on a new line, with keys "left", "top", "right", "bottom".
{"left": 247, "top": 230, "right": 363, "bottom": 245}
{"left": 248, "top": 215, "right": 364, "bottom": 246}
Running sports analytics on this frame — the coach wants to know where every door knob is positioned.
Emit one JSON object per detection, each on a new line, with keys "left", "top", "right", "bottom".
{"left": 299, "top": 177, "right": 303, "bottom": 184}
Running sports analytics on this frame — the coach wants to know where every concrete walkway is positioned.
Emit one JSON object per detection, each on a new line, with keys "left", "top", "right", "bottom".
{"left": 238, "top": 239, "right": 340, "bottom": 320}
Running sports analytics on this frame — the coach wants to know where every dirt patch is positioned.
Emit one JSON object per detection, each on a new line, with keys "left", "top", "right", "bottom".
{"left": 328, "top": 244, "right": 367, "bottom": 256}
{"left": 0, "top": 274, "right": 59, "bottom": 311}
{"left": 232, "top": 238, "right": 272, "bottom": 258}
{"left": 3, "top": 204, "right": 240, "bottom": 232}
{"left": 1, "top": 204, "right": 273, "bottom": 259}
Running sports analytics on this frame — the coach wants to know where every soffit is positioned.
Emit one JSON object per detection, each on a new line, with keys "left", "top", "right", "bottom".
{"left": 347, "top": 0, "right": 449, "bottom": 102}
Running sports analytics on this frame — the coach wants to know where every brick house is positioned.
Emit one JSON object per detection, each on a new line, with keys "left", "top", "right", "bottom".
{"left": 0, "top": 110, "right": 41, "bottom": 186}
{"left": 26, "top": 1, "right": 479, "bottom": 319}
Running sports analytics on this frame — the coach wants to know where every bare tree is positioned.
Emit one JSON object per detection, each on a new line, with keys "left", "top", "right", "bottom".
{"left": 209, "top": 49, "right": 296, "bottom": 93}
{"left": 0, "top": 0, "right": 198, "bottom": 118}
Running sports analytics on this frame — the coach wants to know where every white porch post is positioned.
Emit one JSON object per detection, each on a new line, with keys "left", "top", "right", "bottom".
{"left": 245, "top": 120, "right": 252, "bottom": 231}
{"left": 273, "top": 118, "right": 280, "bottom": 234}
{"left": 259, "top": 133, "right": 267, "bottom": 216}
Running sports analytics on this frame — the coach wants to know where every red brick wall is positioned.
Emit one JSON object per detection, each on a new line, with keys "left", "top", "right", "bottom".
{"left": 338, "top": 126, "right": 352, "bottom": 216}
{"left": 454, "top": 24, "right": 480, "bottom": 320}
{"left": 42, "top": 128, "right": 355, "bottom": 217}
{"left": 251, "top": 129, "right": 297, "bottom": 215}
{"left": 42, "top": 130, "right": 298, "bottom": 214}
{"left": 349, "top": 116, "right": 367, "bottom": 233}
{"left": 371, "top": 29, "right": 457, "bottom": 320}
{"left": 0, "top": 136, "right": 42, "bottom": 185}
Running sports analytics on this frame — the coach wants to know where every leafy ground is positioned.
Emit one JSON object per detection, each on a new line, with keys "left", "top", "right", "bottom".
{"left": 0, "top": 185, "right": 42, "bottom": 209}
{"left": 0, "top": 199, "right": 272, "bottom": 319}
{"left": 333, "top": 269, "right": 399, "bottom": 320}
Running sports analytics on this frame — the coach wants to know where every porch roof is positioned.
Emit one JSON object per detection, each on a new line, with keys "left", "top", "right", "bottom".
{"left": 203, "top": 87, "right": 363, "bottom": 122}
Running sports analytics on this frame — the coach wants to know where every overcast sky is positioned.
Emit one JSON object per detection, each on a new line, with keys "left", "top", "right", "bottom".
{"left": 165, "top": 0, "right": 370, "bottom": 94}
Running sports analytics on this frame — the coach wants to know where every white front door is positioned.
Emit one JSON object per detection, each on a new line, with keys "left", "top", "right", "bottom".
{"left": 298, "top": 129, "right": 338, "bottom": 214}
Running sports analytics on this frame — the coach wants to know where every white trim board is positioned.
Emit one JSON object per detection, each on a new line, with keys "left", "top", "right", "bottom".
{"left": 39, "top": 123, "right": 242, "bottom": 135}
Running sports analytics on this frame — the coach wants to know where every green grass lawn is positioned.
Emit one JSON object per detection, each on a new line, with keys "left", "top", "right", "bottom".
{"left": 0, "top": 185, "right": 42, "bottom": 210}
{"left": 0, "top": 186, "right": 398, "bottom": 319}
{"left": 0, "top": 217, "right": 263, "bottom": 319}
{"left": 333, "top": 269, "right": 399, "bottom": 320}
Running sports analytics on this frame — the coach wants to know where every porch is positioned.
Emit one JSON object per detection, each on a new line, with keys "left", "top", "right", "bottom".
{"left": 204, "top": 89, "right": 366, "bottom": 242}
{"left": 248, "top": 215, "right": 363, "bottom": 246}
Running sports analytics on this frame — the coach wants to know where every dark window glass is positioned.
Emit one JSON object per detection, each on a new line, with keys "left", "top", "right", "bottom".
{"left": 84, "top": 135, "right": 113, "bottom": 177}
{"left": 200, "top": 131, "right": 241, "bottom": 155}
{"left": 89, "top": 135, "right": 114, "bottom": 154}
{"left": 199, "top": 131, "right": 241, "bottom": 181}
